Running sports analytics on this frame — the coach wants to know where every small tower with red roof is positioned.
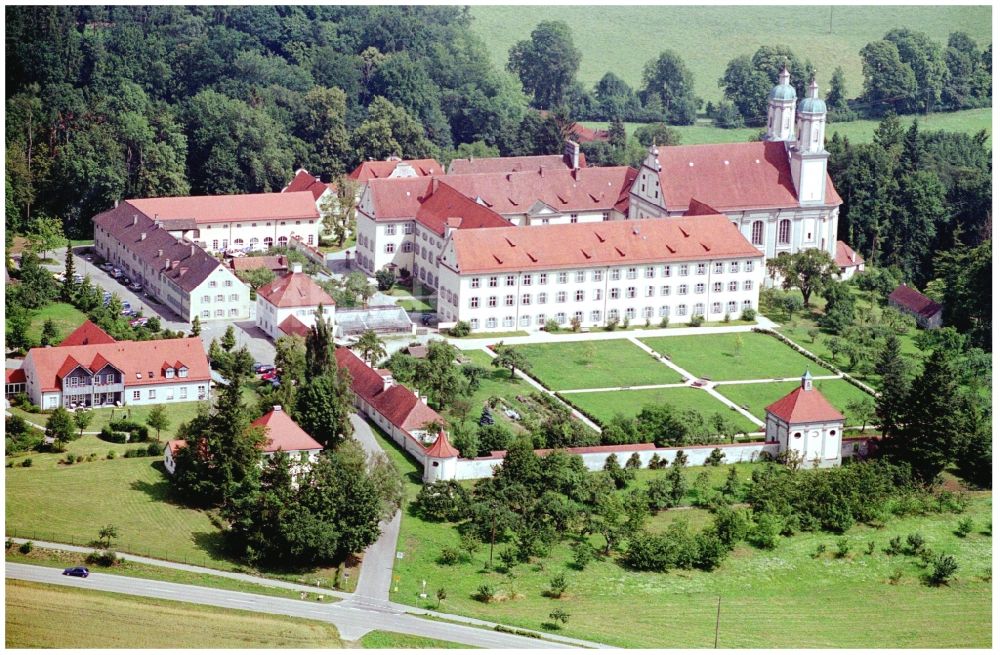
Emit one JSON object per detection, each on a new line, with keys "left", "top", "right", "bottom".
{"left": 423, "top": 429, "right": 460, "bottom": 482}
{"left": 764, "top": 371, "right": 845, "bottom": 468}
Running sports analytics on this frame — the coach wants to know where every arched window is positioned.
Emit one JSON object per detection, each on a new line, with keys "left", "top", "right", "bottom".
{"left": 263, "top": 236, "right": 274, "bottom": 248}
{"left": 778, "top": 219, "right": 791, "bottom": 245}
{"left": 249, "top": 237, "right": 259, "bottom": 249}
{"left": 751, "top": 221, "right": 764, "bottom": 246}
{"left": 233, "top": 238, "right": 244, "bottom": 246}
{"left": 277, "top": 236, "right": 288, "bottom": 247}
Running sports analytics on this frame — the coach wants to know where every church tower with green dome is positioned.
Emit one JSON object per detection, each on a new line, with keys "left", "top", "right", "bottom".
{"left": 789, "top": 76, "right": 829, "bottom": 206}
{"left": 765, "top": 65, "right": 797, "bottom": 142}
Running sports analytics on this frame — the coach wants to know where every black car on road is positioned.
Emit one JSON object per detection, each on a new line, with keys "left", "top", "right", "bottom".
{"left": 62, "top": 567, "right": 89, "bottom": 578}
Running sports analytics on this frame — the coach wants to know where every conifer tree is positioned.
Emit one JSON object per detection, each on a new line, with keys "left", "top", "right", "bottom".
{"left": 875, "top": 333, "right": 910, "bottom": 438}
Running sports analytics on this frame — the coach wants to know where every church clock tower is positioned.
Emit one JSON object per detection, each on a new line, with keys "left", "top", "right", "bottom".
{"left": 765, "top": 66, "right": 797, "bottom": 142}
{"left": 789, "top": 77, "right": 829, "bottom": 206}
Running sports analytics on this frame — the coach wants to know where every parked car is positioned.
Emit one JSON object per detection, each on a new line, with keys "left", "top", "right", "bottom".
{"left": 100, "top": 262, "right": 115, "bottom": 272}
{"left": 62, "top": 567, "right": 89, "bottom": 578}
{"left": 130, "top": 317, "right": 149, "bottom": 328}
{"left": 111, "top": 268, "right": 122, "bottom": 277}
{"left": 121, "top": 301, "right": 132, "bottom": 310}
{"left": 118, "top": 276, "right": 131, "bottom": 286}
{"left": 84, "top": 253, "right": 94, "bottom": 262}
{"left": 128, "top": 282, "right": 143, "bottom": 292}
{"left": 261, "top": 370, "right": 279, "bottom": 382}
{"left": 256, "top": 365, "right": 276, "bottom": 375}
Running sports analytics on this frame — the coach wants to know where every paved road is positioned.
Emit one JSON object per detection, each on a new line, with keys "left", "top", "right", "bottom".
{"left": 6, "top": 562, "right": 578, "bottom": 648}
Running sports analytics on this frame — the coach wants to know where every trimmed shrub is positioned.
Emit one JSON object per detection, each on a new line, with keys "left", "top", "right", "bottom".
{"left": 98, "top": 427, "right": 129, "bottom": 444}
{"left": 706, "top": 448, "right": 726, "bottom": 466}
{"left": 21, "top": 458, "right": 33, "bottom": 468}
{"left": 955, "top": 517, "right": 974, "bottom": 537}
{"left": 19, "top": 541, "right": 33, "bottom": 554}
{"left": 740, "top": 307, "right": 757, "bottom": 321}
{"left": 475, "top": 584, "right": 496, "bottom": 603}
{"left": 85, "top": 549, "right": 119, "bottom": 567}
{"left": 145, "top": 442, "right": 163, "bottom": 456}
{"left": 450, "top": 321, "right": 471, "bottom": 337}
{"left": 928, "top": 554, "right": 958, "bottom": 586}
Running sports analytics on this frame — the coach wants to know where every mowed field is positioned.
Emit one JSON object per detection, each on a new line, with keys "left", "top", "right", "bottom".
{"left": 511, "top": 339, "right": 679, "bottom": 390}
{"left": 382, "top": 420, "right": 992, "bottom": 648}
{"left": 717, "top": 378, "right": 874, "bottom": 426}
{"left": 641, "top": 332, "right": 833, "bottom": 381}
{"left": 25, "top": 302, "right": 87, "bottom": 345}
{"left": 582, "top": 107, "right": 993, "bottom": 146}
{"left": 5, "top": 580, "right": 344, "bottom": 649}
{"left": 563, "top": 386, "right": 758, "bottom": 434}
{"left": 470, "top": 6, "right": 991, "bottom": 100}
{"left": 10, "top": 401, "right": 206, "bottom": 440}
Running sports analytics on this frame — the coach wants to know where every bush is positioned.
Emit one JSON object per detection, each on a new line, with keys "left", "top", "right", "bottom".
{"left": 438, "top": 547, "right": 460, "bottom": 565}
{"left": 955, "top": 517, "right": 974, "bottom": 537}
{"left": 85, "top": 549, "right": 119, "bottom": 567}
{"left": 928, "top": 554, "right": 958, "bottom": 586}
{"left": 5, "top": 538, "right": 12, "bottom": 550}
{"left": 145, "top": 442, "right": 163, "bottom": 456}
{"left": 835, "top": 538, "right": 851, "bottom": 558}
{"left": 414, "top": 481, "right": 470, "bottom": 522}
{"left": 475, "top": 584, "right": 496, "bottom": 603}
{"left": 570, "top": 541, "right": 592, "bottom": 570}
{"left": 19, "top": 541, "right": 33, "bottom": 554}
{"left": 706, "top": 448, "right": 725, "bottom": 466}
{"left": 888, "top": 568, "right": 904, "bottom": 585}
{"left": 450, "top": 321, "right": 471, "bottom": 337}
{"left": 813, "top": 543, "right": 827, "bottom": 558}
{"left": 21, "top": 458, "right": 33, "bottom": 468}
{"left": 865, "top": 541, "right": 876, "bottom": 555}
{"left": 98, "top": 427, "right": 129, "bottom": 444}
{"left": 740, "top": 307, "right": 757, "bottom": 321}
{"left": 75, "top": 454, "right": 85, "bottom": 463}
{"left": 648, "top": 453, "right": 663, "bottom": 470}
{"left": 688, "top": 314, "right": 704, "bottom": 327}
{"left": 749, "top": 513, "right": 782, "bottom": 550}
{"left": 885, "top": 536, "right": 903, "bottom": 556}
{"left": 106, "top": 450, "right": 117, "bottom": 460}
{"left": 905, "top": 532, "right": 926, "bottom": 556}
{"left": 547, "top": 573, "right": 568, "bottom": 598}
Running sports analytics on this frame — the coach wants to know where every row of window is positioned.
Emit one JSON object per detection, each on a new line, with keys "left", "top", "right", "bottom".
{"left": 469, "top": 261, "right": 756, "bottom": 289}
{"left": 468, "top": 280, "right": 754, "bottom": 307}
{"left": 207, "top": 280, "right": 234, "bottom": 288}
{"left": 199, "top": 308, "right": 243, "bottom": 318}
{"left": 467, "top": 300, "right": 753, "bottom": 329}
{"left": 205, "top": 221, "right": 313, "bottom": 229}
{"left": 751, "top": 219, "right": 792, "bottom": 246}
{"left": 130, "top": 385, "right": 206, "bottom": 401}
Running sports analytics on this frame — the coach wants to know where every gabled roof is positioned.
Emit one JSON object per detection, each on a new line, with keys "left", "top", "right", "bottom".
{"left": 888, "top": 284, "right": 942, "bottom": 319}
{"left": 257, "top": 272, "right": 335, "bottom": 309}
{"left": 447, "top": 152, "right": 587, "bottom": 175}
{"left": 426, "top": 430, "right": 460, "bottom": 458}
{"left": 569, "top": 123, "right": 609, "bottom": 143}
{"left": 24, "top": 337, "right": 210, "bottom": 393}
{"left": 449, "top": 214, "right": 763, "bottom": 274}
{"left": 127, "top": 192, "right": 319, "bottom": 224}
{"left": 282, "top": 169, "right": 334, "bottom": 201}
{"left": 414, "top": 181, "right": 510, "bottom": 236}
{"left": 349, "top": 158, "right": 443, "bottom": 182}
{"left": 6, "top": 368, "right": 26, "bottom": 384}
{"left": 167, "top": 439, "right": 187, "bottom": 455}
{"left": 653, "top": 141, "right": 842, "bottom": 211}
{"left": 278, "top": 315, "right": 311, "bottom": 338}
{"left": 251, "top": 407, "right": 324, "bottom": 452}
{"left": 765, "top": 384, "right": 844, "bottom": 424}
{"left": 835, "top": 240, "right": 864, "bottom": 268}
{"left": 59, "top": 320, "right": 116, "bottom": 347}
{"left": 92, "top": 204, "right": 228, "bottom": 293}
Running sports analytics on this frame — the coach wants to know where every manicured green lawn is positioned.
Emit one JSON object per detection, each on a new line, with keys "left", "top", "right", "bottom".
{"left": 716, "top": 379, "right": 874, "bottom": 425}
{"left": 6, "top": 580, "right": 345, "bottom": 649}
{"left": 9, "top": 401, "right": 207, "bottom": 440}
{"left": 397, "top": 298, "right": 436, "bottom": 312}
{"left": 454, "top": 349, "right": 535, "bottom": 436}
{"left": 358, "top": 631, "right": 468, "bottom": 649}
{"left": 513, "top": 340, "right": 679, "bottom": 390}
{"left": 641, "top": 333, "right": 833, "bottom": 381}
{"left": 562, "top": 386, "right": 758, "bottom": 434}
{"left": 453, "top": 330, "right": 529, "bottom": 340}
{"left": 26, "top": 302, "right": 87, "bottom": 345}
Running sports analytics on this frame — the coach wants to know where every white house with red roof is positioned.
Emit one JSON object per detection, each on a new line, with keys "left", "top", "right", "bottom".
{"left": 59, "top": 320, "right": 116, "bottom": 347}
{"left": 764, "top": 371, "right": 845, "bottom": 468}
{"left": 20, "top": 336, "right": 210, "bottom": 410}
{"left": 255, "top": 265, "right": 336, "bottom": 340}
{"left": 164, "top": 405, "right": 323, "bottom": 475}
{"left": 888, "top": 284, "right": 943, "bottom": 329}
{"left": 629, "top": 70, "right": 841, "bottom": 268}
{"left": 835, "top": 240, "right": 865, "bottom": 280}
{"left": 436, "top": 214, "right": 765, "bottom": 330}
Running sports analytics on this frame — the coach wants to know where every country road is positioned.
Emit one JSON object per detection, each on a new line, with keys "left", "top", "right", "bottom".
{"left": 6, "top": 563, "right": 583, "bottom": 649}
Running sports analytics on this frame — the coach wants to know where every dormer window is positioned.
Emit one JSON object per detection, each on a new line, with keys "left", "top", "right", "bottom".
{"left": 135, "top": 372, "right": 142, "bottom": 380}
{"left": 178, "top": 367, "right": 189, "bottom": 379}
{"left": 148, "top": 371, "right": 154, "bottom": 379}
{"left": 165, "top": 368, "right": 175, "bottom": 379}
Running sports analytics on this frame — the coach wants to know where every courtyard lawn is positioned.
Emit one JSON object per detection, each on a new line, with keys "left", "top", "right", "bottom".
{"left": 26, "top": 302, "right": 87, "bottom": 346}
{"left": 397, "top": 297, "right": 436, "bottom": 312}
{"left": 512, "top": 340, "right": 679, "bottom": 391}
{"left": 562, "top": 386, "right": 758, "bottom": 434}
{"left": 358, "top": 631, "right": 468, "bottom": 649}
{"left": 640, "top": 332, "right": 833, "bottom": 381}
{"left": 454, "top": 349, "right": 536, "bottom": 436}
{"left": 716, "top": 379, "right": 875, "bottom": 426}
{"left": 5, "top": 581, "right": 345, "bottom": 649}
{"left": 9, "top": 401, "right": 206, "bottom": 441}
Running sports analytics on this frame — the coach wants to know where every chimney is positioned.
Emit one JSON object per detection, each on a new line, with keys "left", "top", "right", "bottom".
{"left": 273, "top": 405, "right": 282, "bottom": 412}
{"left": 171, "top": 260, "right": 180, "bottom": 270}
{"left": 190, "top": 244, "right": 195, "bottom": 257}
{"left": 382, "top": 374, "right": 394, "bottom": 392}
{"left": 563, "top": 139, "right": 581, "bottom": 170}
{"left": 291, "top": 263, "right": 303, "bottom": 274}
{"left": 114, "top": 199, "right": 119, "bottom": 208}
{"left": 164, "top": 257, "right": 170, "bottom": 270}
{"left": 132, "top": 214, "right": 138, "bottom": 226}
{"left": 140, "top": 232, "right": 147, "bottom": 241}
{"left": 157, "top": 249, "right": 163, "bottom": 258}
{"left": 420, "top": 394, "right": 428, "bottom": 405}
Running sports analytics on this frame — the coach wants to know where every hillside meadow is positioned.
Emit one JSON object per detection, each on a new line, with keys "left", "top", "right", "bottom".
{"left": 471, "top": 5, "right": 992, "bottom": 101}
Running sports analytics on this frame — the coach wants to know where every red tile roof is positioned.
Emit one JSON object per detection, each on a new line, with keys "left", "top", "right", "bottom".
{"left": 229, "top": 255, "right": 289, "bottom": 273}
{"left": 167, "top": 439, "right": 186, "bottom": 455}
{"left": 6, "top": 368, "right": 26, "bottom": 384}
{"left": 127, "top": 192, "right": 319, "bottom": 224}
{"left": 24, "top": 337, "right": 210, "bottom": 393}
{"left": 888, "top": 284, "right": 942, "bottom": 319}
{"left": 278, "top": 315, "right": 311, "bottom": 338}
{"left": 335, "top": 347, "right": 443, "bottom": 435}
{"left": 426, "top": 429, "right": 460, "bottom": 458}
{"left": 449, "top": 214, "right": 763, "bottom": 274}
{"left": 834, "top": 240, "right": 863, "bottom": 268}
{"left": 349, "top": 158, "right": 443, "bottom": 182}
{"left": 447, "top": 153, "right": 587, "bottom": 175}
{"left": 765, "top": 384, "right": 844, "bottom": 424}
{"left": 654, "top": 141, "right": 842, "bottom": 211}
{"left": 257, "top": 272, "right": 335, "bottom": 309}
{"left": 59, "top": 320, "right": 116, "bottom": 347}
{"left": 282, "top": 169, "right": 333, "bottom": 201}
{"left": 414, "top": 181, "right": 510, "bottom": 236}
{"left": 251, "top": 407, "right": 324, "bottom": 452}
{"left": 570, "top": 123, "right": 609, "bottom": 143}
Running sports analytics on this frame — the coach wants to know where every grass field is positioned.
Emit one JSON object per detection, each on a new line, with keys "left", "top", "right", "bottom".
{"left": 381, "top": 419, "right": 992, "bottom": 648}
{"left": 716, "top": 378, "right": 874, "bottom": 425}
{"left": 512, "top": 340, "right": 679, "bottom": 390}
{"left": 470, "top": 6, "right": 991, "bottom": 102}
{"left": 9, "top": 401, "right": 206, "bottom": 441}
{"left": 582, "top": 107, "right": 992, "bottom": 146}
{"left": 562, "top": 386, "right": 758, "bottom": 434}
{"left": 25, "top": 302, "right": 87, "bottom": 346}
{"left": 453, "top": 349, "right": 534, "bottom": 436}
{"left": 5, "top": 580, "right": 345, "bottom": 649}
{"left": 397, "top": 297, "right": 436, "bottom": 312}
{"left": 641, "top": 332, "right": 833, "bottom": 381}
{"left": 357, "top": 631, "right": 468, "bottom": 649}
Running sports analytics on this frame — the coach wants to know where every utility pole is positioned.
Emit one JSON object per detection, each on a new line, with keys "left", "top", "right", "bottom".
{"left": 829, "top": 6, "right": 833, "bottom": 34}
{"left": 714, "top": 595, "right": 722, "bottom": 648}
